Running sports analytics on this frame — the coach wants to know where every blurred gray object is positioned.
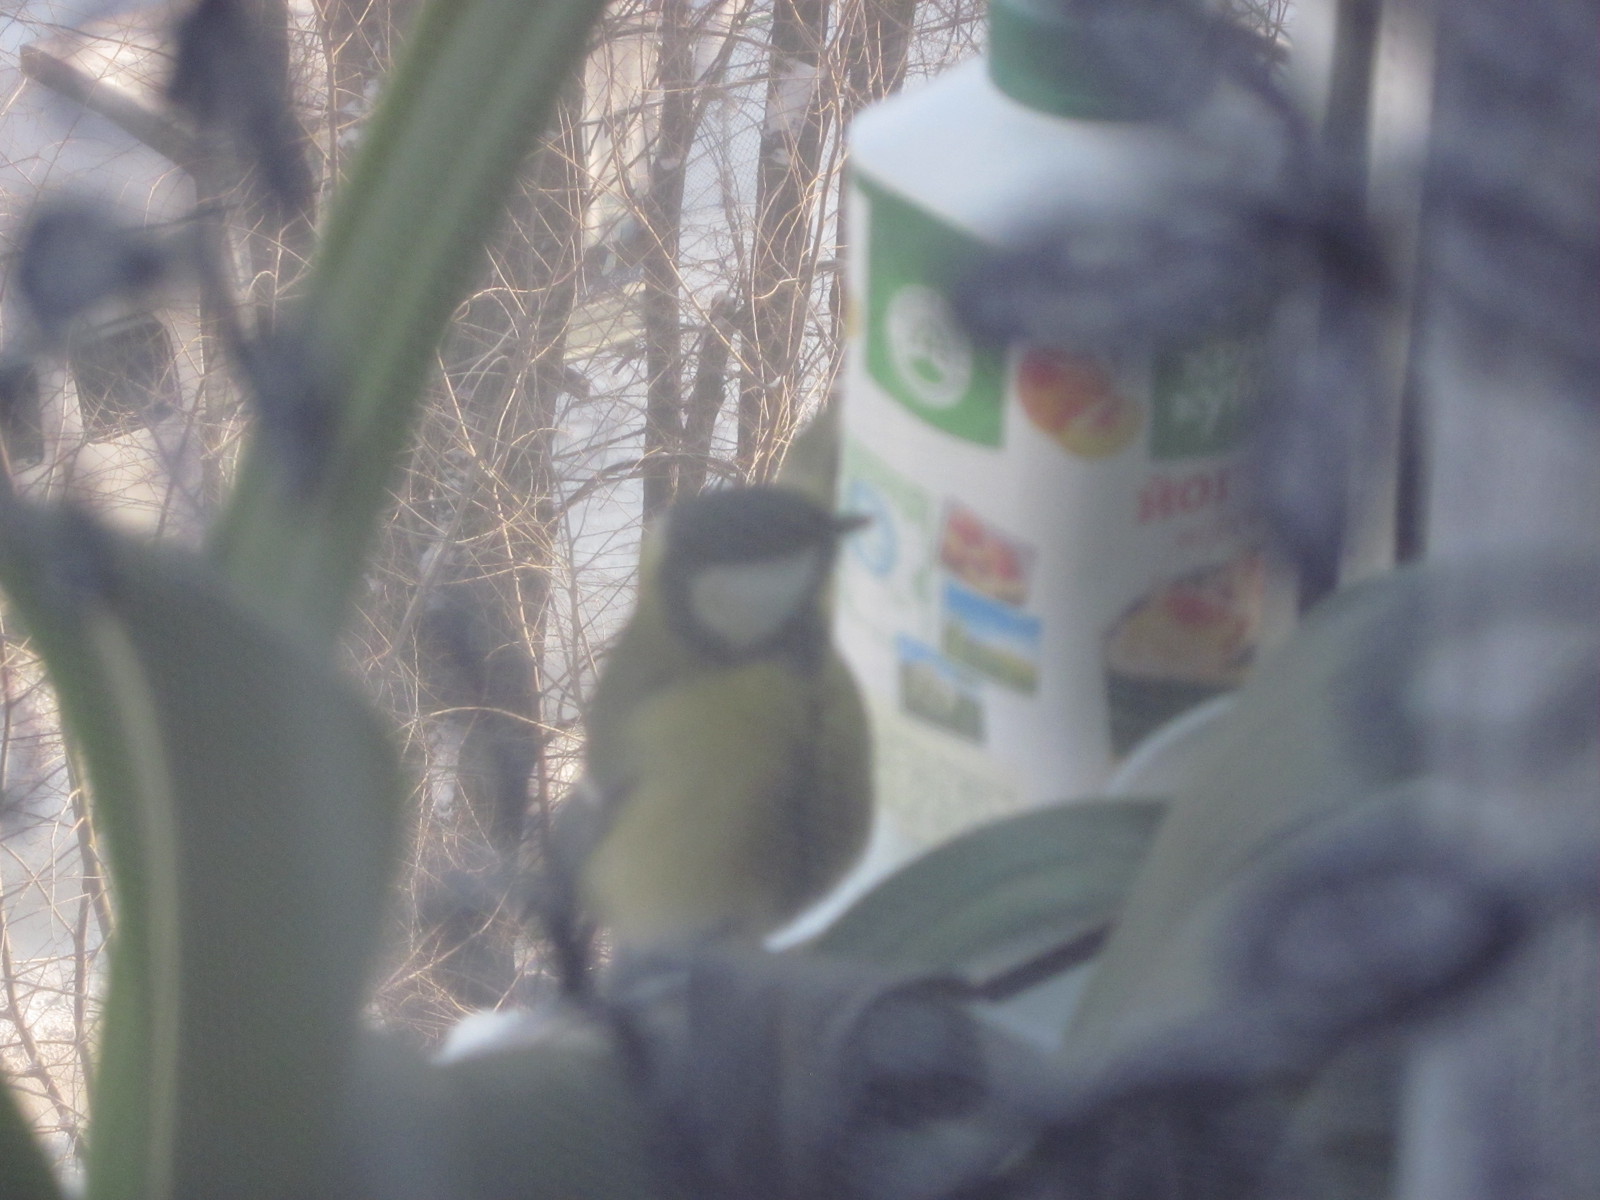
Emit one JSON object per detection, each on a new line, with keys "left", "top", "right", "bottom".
{"left": 1055, "top": 552, "right": 1598, "bottom": 1200}
{"left": 1400, "top": 2, "right": 1600, "bottom": 1195}
{"left": 961, "top": 0, "right": 1599, "bottom": 1188}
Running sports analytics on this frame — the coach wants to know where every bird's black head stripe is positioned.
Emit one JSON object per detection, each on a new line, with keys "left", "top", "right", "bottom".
{"left": 667, "top": 488, "right": 846, "bottom": 568}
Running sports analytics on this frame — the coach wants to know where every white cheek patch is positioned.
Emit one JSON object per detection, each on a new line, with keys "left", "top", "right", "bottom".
{"left": 689, "top": 549, "right": 823, "bottom": 651}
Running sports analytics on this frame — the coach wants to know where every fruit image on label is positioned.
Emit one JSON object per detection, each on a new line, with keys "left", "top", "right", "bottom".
{"left": 1016, "top": 347, "right": 1142, "bottom": 458}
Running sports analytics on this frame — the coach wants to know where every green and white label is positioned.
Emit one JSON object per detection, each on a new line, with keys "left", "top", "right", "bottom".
{"left": 1149, "top": 337, "right": 1261, "bottom": 460}
{"left": 859, "top": 174, "right": 1005, "bottom": 446}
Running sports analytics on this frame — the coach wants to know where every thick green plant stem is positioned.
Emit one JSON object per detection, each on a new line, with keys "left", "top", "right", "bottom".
{"left": 211, "top": 0, "right": 608, "bottom": 640}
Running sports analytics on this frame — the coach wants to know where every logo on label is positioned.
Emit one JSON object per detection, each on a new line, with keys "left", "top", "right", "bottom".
{"left": 885, "top": 284, "right": 973, "bottom": 411}
{"left": 844, "top": 476, "right": 899, "bottom": 577}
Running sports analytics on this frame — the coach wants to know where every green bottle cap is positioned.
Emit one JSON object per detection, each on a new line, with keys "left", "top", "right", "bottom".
{"left": 988, "top": 0, "right": 1194, "bottom": 120}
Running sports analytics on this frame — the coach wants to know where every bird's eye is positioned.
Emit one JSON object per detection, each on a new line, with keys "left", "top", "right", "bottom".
{"left": 687, "top": 549, "right": 824, "bottom": 652}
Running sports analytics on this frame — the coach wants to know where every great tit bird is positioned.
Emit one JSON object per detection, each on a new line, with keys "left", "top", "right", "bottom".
{"left": 552, "top": 485, "right": 873, "bottom": 956}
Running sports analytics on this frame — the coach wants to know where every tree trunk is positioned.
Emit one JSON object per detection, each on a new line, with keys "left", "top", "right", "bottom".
{"left": 737, "top": 0, "right": 833, "bottom": 481}
{"left": 638, "top": 0, "right": 707, "bottom": 515}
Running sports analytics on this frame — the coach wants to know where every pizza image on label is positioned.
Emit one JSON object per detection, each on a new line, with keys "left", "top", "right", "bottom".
{"left": 1103, "top": 553, "right": 1266, "bottom": 754}
{"left": 1106, "top": 553, "right": 1265, "bottom": 685}
{"left": 1016, "top": 347, "right": 1142, "bottom": 458}
{"left": 938, "top": 502, "right": 1033, "bottom": 607}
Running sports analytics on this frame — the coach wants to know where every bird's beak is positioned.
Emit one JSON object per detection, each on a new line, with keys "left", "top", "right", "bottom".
{"left": 831, "top": 512, "right": 872, "bottom": 537}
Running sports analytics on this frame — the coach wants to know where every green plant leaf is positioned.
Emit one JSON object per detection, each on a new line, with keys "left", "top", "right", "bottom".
{"left": 1058, "top": 557, "right": 1598, "bottom": 1193}
{"left": 1064, "top": 566, "right": 1453, "bottom": 1048}
{"left": 0, "top": 508, "right": 181, "bottom": 1199}
{"left": 211, "top": 0, "right": 608, "bottom": 641}
{"left": 0, "top": 1075, "right": 64, "bottom": 1200}
{"left": 809, "top": 799, "right": 1168, "bottom": 984}
{"left": 0, "top": 505, "right": 402, "bottom": 1200}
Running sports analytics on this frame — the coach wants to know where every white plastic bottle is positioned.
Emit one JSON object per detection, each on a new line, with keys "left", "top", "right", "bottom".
{"left": 835, "top": 0, "right": 1289, "bottom": 848}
